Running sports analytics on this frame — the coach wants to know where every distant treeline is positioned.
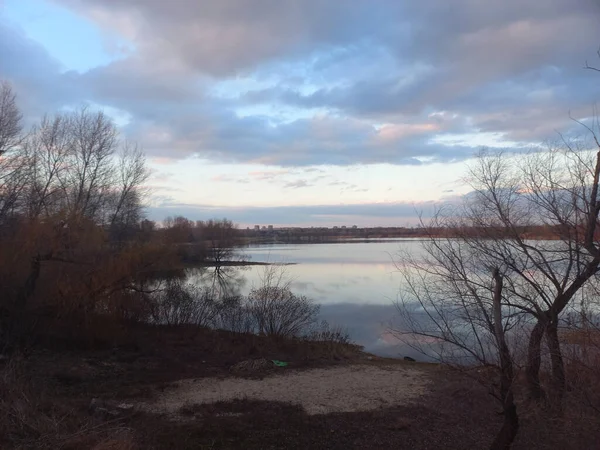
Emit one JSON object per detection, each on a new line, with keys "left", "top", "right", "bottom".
{"left": 149, "top": 216, "right": 576, "bottom": 250}
{"left": 235, "top": 223, "right": 571, "bottom": 243}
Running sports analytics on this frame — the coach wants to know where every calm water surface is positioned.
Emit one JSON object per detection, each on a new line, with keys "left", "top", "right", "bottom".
{"left": 241, "top": 239, "right": 424, "bottom": 304}
{"left": 189, "top": 239, "right": 566, "bottom": 360}
{"left": 190, "top": 239, "right": 427, "bottom": 358}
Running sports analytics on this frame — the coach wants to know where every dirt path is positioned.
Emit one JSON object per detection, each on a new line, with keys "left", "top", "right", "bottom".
{"left": 148, "top": 364, "right": 430, "bottom": 416}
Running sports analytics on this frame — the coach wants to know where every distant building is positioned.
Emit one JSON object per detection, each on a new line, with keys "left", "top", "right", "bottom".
{"left": 254, "top": 225, "right": 260, "bottom": 231}
{"left": 262, "top": 226, "right": 267, "bottom": 231}
{"left": 341, "top": 226, "right": 347, "bottom": 229}
{"left": 268, "top": 225, "right": 273, "bottom": 231}
{"left": 333, "top": 226, "right": 339, "bottom": 230}
{"left": 352, "top": 225, "right": 358, "bottom": 229}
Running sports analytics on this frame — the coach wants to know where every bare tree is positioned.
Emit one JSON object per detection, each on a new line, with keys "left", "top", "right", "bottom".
{"left": 197, "top": 218, "right": 242, "bottom": 264}
{"left": 462, "top": 142, "right": 600, "bottom": 407}
{"left": 66, "top": 107, "right": 118, "bottom": 222}
{"left": 163, "top": 215, "right": 195, "bottom": 243}
{"left": 0, "top": 82, "right": 23, "bottom": 157}
{"left": 109, "top": 142, "right": 150, "bottom": 240}
{"left": 491, "top": 268, "right": 519, "bottom": 449}
{"left": 395, "top": 132, "right": 600, "bottom": 418}
{"left": 24, "top": 113, "right": 72, "bottom": 219}
{"left": 0, "top": 82, "right": 27, "bottom": 226}
{"left": 584, "top": 48, "right": 600, "bottom": 72}
{"left": 393, "top": 216, "right": 522, "bottom": 448}
{"left": 13, "top": 105, "right": 149, "bottom": 235}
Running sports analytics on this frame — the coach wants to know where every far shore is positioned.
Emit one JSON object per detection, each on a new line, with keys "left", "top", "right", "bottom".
{"left": 186, "top": 260, "right": 298, "bottom": 268}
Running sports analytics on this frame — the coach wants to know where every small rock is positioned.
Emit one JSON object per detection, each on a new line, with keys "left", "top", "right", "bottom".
{"left": 403, "top": 356, "right": 416, "bottom": 362}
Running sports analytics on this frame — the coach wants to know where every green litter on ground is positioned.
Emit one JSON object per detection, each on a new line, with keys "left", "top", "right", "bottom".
{"left": 272, "top": 360, "right": 288, "bottom": 367}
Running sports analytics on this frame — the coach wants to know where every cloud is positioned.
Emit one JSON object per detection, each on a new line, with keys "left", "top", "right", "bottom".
{"left": 210, "top": 174, "right": 250, "bottom": 184}
{"left": 54, "top": 0, "right": 384, "bottom": 75}
{"left": 2, "top": 0, "right": 600, "bottom": 167}
{"left": 0, "top": 19, "right": 79, "bottom": 122}
{"left": 248, "top": 170, "right": 289, "bottom": 180}
{"left": 146, "top": 199, "right": 444, "bottom": 226}
{"left": 283, "top": 180, "right": 310, "bottom": 189}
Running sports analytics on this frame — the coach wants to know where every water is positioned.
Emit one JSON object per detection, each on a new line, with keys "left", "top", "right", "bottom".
{"left": 187, "top": 239, "right": 427, "bottom": 358}
{"left": 183, "top": 238, "right": 599, "bottom": 362}
{"left": 241, "top": 239, "right": 423, "bottom": 305}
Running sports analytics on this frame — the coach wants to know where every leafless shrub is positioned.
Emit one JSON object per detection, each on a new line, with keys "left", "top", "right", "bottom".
{"left": 150, "top": 280, "right": 219, "bottom": 327}
{"left": 215, "top": 295, "right": 256, "bottom": 334}
{"left": 306, "top": 320, "right": 352, "bottom": 346}
{"left": 247, "top": 286, "right": 319, "bottom": 338}
{"left": 247, "top": 265, "right": 319, "bottom": 338}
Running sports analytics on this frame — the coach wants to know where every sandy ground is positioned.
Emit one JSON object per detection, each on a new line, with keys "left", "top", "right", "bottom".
{"left": 148, "top": 364, "right": 430, "bottom": 416}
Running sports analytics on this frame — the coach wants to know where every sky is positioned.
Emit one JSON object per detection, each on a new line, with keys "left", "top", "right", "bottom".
{"left": 1, "top": 0, "right": 600, "bottom": 227}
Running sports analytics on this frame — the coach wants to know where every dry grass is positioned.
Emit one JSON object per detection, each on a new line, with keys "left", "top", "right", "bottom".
{"left": 0, "top": 356, "right": 135, "bottom": 450}
{"left": 2, "top": 324, "right": 600, "bottom": 449}
{"left": 561, "top": 328, "right": 600, "bottom": 415}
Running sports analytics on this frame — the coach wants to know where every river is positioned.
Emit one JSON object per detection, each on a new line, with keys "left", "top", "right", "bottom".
{"left": 186, "top": 239, "right": 427, "bottom": 358}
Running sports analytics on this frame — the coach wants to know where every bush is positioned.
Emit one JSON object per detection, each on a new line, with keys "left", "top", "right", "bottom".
{"left": 306, "top": 320, "right": 352, "bottom": 345}
{"left": 247, "top": 286, "right": 319, "bottom": 338}
{"left": 150, "top": 280, "right": 219, "bottom": 327}
{"left": 145, "top": 264, "right": 322, "bottom": 341}
{"left": 214, "top": 295, "right": 256, "bottom": 334}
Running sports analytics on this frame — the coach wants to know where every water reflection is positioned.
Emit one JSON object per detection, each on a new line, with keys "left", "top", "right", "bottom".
{"left": 241, "top": 262, "right": 400, "bottom": 305}
{"left": 186, "top": 265, "right": 249, "bottom": 299}
{"left": 175, "top": 240, "right": 429, "bottom": 359}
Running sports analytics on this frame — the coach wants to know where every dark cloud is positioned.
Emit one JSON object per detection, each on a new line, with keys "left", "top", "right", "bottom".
{"left": 54, "top": 0, "right": 387, "bottom": 75}
{"left": 2, "top": 0, "right": 600, "bottom": 166}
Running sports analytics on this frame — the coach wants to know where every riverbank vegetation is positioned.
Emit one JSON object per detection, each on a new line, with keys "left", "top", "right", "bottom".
{"left": 394, "top": 139, "right": 600, "bottom": 447}
{"left": 0, "top": 80, "right": 364, "bottom": 449}
{"left": 0, "top": 81, "right": 327, "bottom": 352}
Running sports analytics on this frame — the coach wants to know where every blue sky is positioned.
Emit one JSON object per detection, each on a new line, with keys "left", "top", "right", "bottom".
{"left": 1, "top": 0, "right": 599, "bottom": 226}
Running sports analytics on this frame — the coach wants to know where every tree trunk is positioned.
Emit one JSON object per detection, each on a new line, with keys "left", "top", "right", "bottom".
{"left": 490, "top": 399, "right": 519, "bottom": 450}
{"left": 525, "top": 318, "right": 546, "bottom": 401}
{"left": 490, "top": 269, "right": 519, "bottom": 450}
{"left": 545, "top": 321, "right": 566, "bottom": 412}
{"left": 17, "top": 254, "right": 42, "bottom": 308}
